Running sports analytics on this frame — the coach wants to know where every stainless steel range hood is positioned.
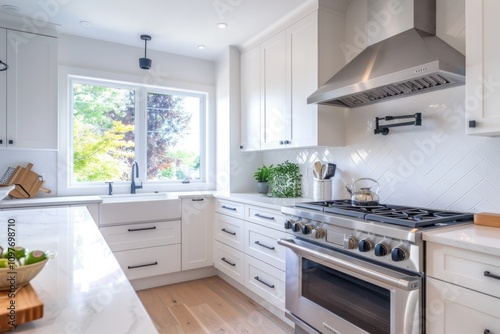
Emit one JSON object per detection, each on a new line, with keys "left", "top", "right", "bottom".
{"left": 307, "top": 0, "right": 465, "bottom": 108}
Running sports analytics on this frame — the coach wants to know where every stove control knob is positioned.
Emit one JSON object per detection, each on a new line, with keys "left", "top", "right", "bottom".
{"left": 284, "top": 219, "right": 295, "bottom": 230}
{"left": 301, "top": 224, "right": 312, "bottom": 235}
{"left": 310, "top": 228, "right": 325, "bottom": 239}
{"left": 391, "top": 246, "right": 407, "bottom": 262}
{"left": 358, "top": 239, "right": 372, "bottom": 252}
{"left": 375, "top": 243, "right": 389, "bottom": 257}
{"left": 292, "top": 221, "right": 303, "bottom": 233}
{"left": 344, "top": 236, "right": 358, "bottom": 250}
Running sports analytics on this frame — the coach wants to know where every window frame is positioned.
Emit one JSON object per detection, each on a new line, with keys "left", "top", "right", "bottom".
{"left": 58, "top": 66, "right": 216, "bottom": 196}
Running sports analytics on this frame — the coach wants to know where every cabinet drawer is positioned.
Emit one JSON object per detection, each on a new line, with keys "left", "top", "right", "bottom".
{"left": 426, "top": 277, "right": 500, "bottom": 333}
{"left": 99, "top": 199, "right": 181, "bottom": 226}
{"left": 213, "top": 212, "right": 244, "bottom": 251}
{"left": 114, "top": 244, "right": 181, "bottom": 280}
{"left": 245, "top": 254, "right": 285, "bottom": 311}
{"left": 245, "top": 222, "right": 287, "bottom": 271}
{"left": 100, "top": 220, "right": 181, "bottom": 252}
{"left": 427, "top": 243, "right": 500, "bottom": 298}
{"left": 214, "top": 199, "right": 245, "bottom": 219}
{"left": 213, "top": 240, "right": 244, "bottom": 285}
{"left": 245, "top": 205, "right": 286, "bottom": 231}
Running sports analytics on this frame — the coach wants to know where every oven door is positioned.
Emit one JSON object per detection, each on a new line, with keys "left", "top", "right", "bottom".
{"left": 278, "top": 238, "right": 422, "bottom": 334}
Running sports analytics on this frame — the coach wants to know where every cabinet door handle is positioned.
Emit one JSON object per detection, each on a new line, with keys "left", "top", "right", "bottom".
{"left": 221, "top": 257, "right": 236, "bottom": 266}
{"left": 128, "top": 226, "right": 156, "bottom": 232}
{"left": 222, "top": 205, "right": 237, "bottom": 211}
{"left": 192, "top": 198, "right": 204, "bottom": 202}
{"left": 8, "top": 140, "right": 13, "bottom": 145}
{"left": 484, "top": 271, "right": 500, "bottom": 281}
{"left": 255, "top": 213, "right": 275, "bottom": 220}
{"left": 255, "top": 241, "right": 275, "bottom": 250}
{"left": 128, "top": 261, "right": 158, "bottom": 269}
{"left": 221, "top": 228, "right": 236, "bottom": 236}
{"left": 254, "top": 276, "right": 275, "bottom": 289}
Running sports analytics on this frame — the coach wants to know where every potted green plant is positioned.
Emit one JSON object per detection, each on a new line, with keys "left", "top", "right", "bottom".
{"left": 253, "top": 164, "right": 273, "bottom": 194}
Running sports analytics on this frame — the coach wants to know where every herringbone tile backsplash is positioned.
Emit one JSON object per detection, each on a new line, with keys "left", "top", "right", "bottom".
{"left": 264, "top": 86, "right": 500, "bottom": 213}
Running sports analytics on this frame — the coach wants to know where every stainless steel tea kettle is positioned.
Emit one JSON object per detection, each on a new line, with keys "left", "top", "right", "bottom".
{"left": 346, "top": 178, "right": 380, "bottom": 206}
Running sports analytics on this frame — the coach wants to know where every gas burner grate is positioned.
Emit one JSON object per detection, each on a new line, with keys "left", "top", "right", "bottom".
{"left": 293, "top": 200, "right": 474, "bottom": 228}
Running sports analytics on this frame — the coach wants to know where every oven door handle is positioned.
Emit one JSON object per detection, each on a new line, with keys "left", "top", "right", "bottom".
{"left": 278, "top": 239, "right": 420, "bottom": 291}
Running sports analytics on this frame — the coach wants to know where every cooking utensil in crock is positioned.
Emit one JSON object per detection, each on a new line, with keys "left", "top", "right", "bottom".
{"left": 348, "top": 178, "right": 380, "bottom": 206}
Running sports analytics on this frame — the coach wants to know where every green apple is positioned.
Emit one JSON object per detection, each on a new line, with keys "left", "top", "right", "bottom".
{"left": 24, "top": 250, "right": 47, "bottom": 265}
{"left": 10, "top": 246, "right": 26, "bottom": 259}
{"left": 0, "top": 258, "right": 8, "bottom": 268}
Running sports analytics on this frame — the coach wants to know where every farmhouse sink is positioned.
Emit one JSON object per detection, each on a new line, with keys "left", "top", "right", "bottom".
{"left": 99, "top": 193, "right": 181, "bottom": 226}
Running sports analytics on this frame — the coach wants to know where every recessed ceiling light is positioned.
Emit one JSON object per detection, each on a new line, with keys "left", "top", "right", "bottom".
{"left": 197, "top": 45, "right": 205, "bottom": 50}
{"left": 79, "top": 21, "right": 92, "bottom": 28}
{"left": 217, "top": 23, "right": 227, "bottom": 29}
{"left": 2, "top": 5, "right": 20, "bottom": 13}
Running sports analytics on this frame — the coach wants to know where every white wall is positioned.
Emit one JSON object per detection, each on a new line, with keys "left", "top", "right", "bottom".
{"left": 0, "top": 34, "right": 215, "bottom": 197}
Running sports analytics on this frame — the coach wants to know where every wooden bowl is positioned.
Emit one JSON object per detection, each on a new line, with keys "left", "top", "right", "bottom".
{"left": 0, "top": 259, "right": 48, "bottom": 291}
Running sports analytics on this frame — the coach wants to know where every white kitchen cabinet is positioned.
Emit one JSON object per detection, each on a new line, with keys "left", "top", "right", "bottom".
{"left": 0, "top": 28, "right": 58, "bottom": 149}
{"left": 426, "top": 242, "right": 500, "bottom": 333}
{"left": 99, "top": 199, "right": 182, "bottom": 280}
{"left": 213, "top": 240, "right": 245, "bottom": 285}
{"left": 240, "top": 7, "right": 345, "bottom": 151}
{"left": 240, "top": 45, "right": 261, "bottom": 151}
{"left": 260, "top": 31, "right": 288, "bottom": 150}
{"left": 181, "top": 197, "right": 213, "bottom": 270}
{"left": 465, "top": 0, "right": 500, "bottom": 136}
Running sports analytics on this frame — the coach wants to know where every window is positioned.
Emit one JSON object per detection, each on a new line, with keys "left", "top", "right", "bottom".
{"left": 68, "top": 76, "right": 207, "bottom": 189}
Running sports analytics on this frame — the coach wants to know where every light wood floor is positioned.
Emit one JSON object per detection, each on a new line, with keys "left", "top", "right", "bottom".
{"left": 137, "top": 276, "right": 294, "bottom": 334}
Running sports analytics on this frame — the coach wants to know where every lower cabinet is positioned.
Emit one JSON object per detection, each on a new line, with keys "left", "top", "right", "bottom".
{"left": 181, "top": 197, "right": 213, "bottom": 270}
{"left": 426, "top": 242, "right": 500, "bottom": 333}
{"left": 426, "top": 277, "right": 500, "bottom": 333}
{"left": 245, "top": 254, "right": 286, "bottom": 310}
{"left": 213, "top": 239, "right": 245, "bottom": 285}
{"left": 100, "top": 219, "right": 182, "bottom": 280}
{"left": 113, "top": 244, "right": 181, "bottom": 280}
{"left": 213, "top": 198, "right": 291, "bottom": 313}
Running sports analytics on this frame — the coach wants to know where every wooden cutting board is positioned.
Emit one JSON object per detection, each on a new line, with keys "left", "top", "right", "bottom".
{"left": 474, "top": 212, "right": 500, "bottom": 227}
{"left": 0, "top": 284, "right": 43, "bottom": 332}
{"left": 1, "top": 163, "right": 50, "bottom": 198}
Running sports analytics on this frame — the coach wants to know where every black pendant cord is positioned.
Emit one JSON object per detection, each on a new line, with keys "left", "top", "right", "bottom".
{"left": 0, "top": 60, "right": 8, "bottom": 71}
{"left": 374, "top": 113, "right": 422, "bottom": 135}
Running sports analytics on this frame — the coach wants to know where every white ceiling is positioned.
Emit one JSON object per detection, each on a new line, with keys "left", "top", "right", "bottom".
{"left": 0, "top": 0, "right": 317, "bottom": 60}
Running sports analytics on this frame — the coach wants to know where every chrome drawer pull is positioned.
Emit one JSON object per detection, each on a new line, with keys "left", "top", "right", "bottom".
{"left": 128, "top": 261, "right": 158, "bottom": 269}
{"left": 254, "top": 276, "right": 275, "bottom": 289}
{"left": 221, "top": 257, "right": 236, "bottom": 266}
{"left": 255, "top": 241, "right": 275, "bottom": 250}
{"left": 221, "top": 228, "right": 236, "bottom": 236}
{"left": 128, "top": 226, "right": 156, "bottom": 232}
{"left": 484, "top": 271, "right": 500, "bottom": 281}
{"left": 192, "top": 198, "right": 204, "bottom": 201}
{"left": 222, "top": 205, "right": 237, "bottom": 211}
{"left": 255, "top": 213, "right": 275, "bottom": 220}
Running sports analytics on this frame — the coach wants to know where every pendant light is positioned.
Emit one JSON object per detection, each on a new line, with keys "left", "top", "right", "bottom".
{"left": 139, "top": 35, "right": 152, "bottom": 70}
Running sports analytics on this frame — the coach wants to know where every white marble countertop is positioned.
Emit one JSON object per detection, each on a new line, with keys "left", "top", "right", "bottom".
{"left": 0, "top": 207, "right": 158, "bottom": 333}
{"left": 423, "top": 224, "right": 500, "bottom": 257}
{"left": 0, "top": 195, "right": 103, "bottom": 209}
{"left": 214, "top": 192, "right": 313, "bottom": 210}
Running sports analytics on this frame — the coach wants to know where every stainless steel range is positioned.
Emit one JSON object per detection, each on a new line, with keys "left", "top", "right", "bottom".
{"left": 278, "top": 200, "right": 473, "bottom": 334}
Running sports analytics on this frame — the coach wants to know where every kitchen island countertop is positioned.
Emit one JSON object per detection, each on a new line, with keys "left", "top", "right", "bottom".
{"left": 0, "top": 206, "right": 158, "bottom": 333}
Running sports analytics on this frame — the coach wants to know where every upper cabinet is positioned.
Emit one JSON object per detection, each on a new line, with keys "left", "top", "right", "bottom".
{"left": 240, "top": 6, "right": 346, "bottom": 151}
{"left": 465, "top": 0, "right": 500, "bottom": 136}
{"left": 0, "top": 28, "right": 58, "bottom": 149}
